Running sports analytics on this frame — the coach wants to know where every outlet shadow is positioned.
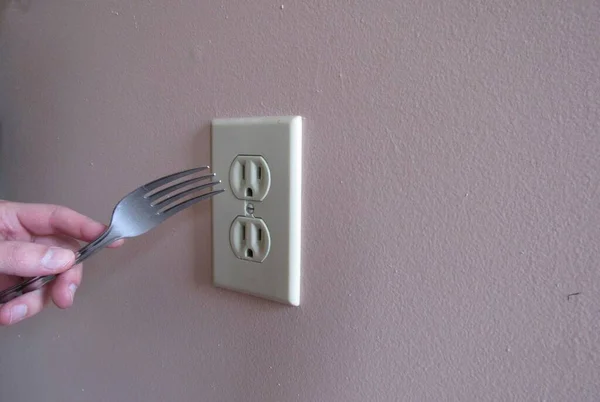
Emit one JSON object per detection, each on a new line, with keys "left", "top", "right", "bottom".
{"left": 192, "top": 124, "right": 215, "bottom": 289}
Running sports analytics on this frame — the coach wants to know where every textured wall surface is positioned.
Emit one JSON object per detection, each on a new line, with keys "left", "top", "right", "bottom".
{"left": 1, "top": 1, "right": 599, "bottom": 401}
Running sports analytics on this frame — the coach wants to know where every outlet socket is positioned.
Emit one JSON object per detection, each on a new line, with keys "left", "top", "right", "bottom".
{"left": 229, "top": 155, "right": 271, "bottom": 201}
{"left": 229, "top": 216, "right": 271, "bottom": 262}
{"left": 212, "top": 115, "right": 303, "bottom": 306}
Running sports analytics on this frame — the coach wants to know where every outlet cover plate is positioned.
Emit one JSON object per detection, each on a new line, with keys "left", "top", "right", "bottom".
{"left": 211, "top": 116, "right": 302, "bottom": 306}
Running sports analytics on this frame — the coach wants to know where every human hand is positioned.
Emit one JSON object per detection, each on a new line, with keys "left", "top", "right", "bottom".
{"left": 0, "top": 201, "right": 123, "bottom": 326}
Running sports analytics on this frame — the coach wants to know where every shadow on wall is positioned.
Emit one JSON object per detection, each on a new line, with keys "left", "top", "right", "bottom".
{"left": 0, "top": 0, "right": 6, "bottom": 25}
{"left": 0, "top": 0, "right": 30, "bottom": 25}
{"left": 0, "top": 122, "right": 3, "bottom": 197}
{"left": 192, "top": 124, "right": 214, "bottom": 288}
{"left": 0, "top": 0, "right": 30, "bottom": 196}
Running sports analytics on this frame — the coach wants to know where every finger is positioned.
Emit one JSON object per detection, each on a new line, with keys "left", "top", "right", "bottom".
{"left": 33, "top": 234, "right": 80, "bottom": 250}
{"left": 32, "top": 236, "right": 83, "bottom": 309}
{"left": 0, "top": 241, "right": 75, "bottom": 277}
{"left": 11, "top": 202, "right": 124, "bottom": 248}
{"left": 0, "top": 287, "right": 50, "bottom": 326}
{"left": 51, "top": 264, "right": 82, "bottom": 309}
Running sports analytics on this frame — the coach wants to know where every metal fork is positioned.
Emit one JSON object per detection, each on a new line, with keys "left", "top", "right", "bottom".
{"left": 0, "top": 166, "right": 224, "bottom": 304}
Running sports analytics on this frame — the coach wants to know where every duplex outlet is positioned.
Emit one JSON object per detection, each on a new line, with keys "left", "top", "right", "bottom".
{"left": 229, "top": 155, "right": 271, "bottom": 201}
{"left": 212, "top": 116, "right": 303, "bottom": 306}
{"left": 230, "top": 216, "right": 271, "bottom": 262}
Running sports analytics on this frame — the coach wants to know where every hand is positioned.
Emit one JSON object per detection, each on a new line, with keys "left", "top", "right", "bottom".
{"left": 0, "top": 201, "right": 123, "bottom": 326}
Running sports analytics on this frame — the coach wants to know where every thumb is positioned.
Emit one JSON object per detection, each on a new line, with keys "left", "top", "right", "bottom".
{"left": 0, "top": 241, "right": 75, "bottom": 277}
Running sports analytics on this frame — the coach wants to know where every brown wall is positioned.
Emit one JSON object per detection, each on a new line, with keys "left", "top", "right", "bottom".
{"left": 1, "top": 1, "right": 599, "bottom": 401}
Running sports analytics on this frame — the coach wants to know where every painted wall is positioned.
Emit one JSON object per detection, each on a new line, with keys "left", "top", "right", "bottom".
{"left": 1, "top": 1, "right": 599, "bottom": 401}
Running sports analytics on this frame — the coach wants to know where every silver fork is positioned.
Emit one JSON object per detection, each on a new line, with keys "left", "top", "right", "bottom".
{"left": 0, "top": 166, "right": 224, "bottom": 304}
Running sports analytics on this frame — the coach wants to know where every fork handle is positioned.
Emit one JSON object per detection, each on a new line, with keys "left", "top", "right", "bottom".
{"left": 0, "top": 229, "right": 120, "bottom": 304}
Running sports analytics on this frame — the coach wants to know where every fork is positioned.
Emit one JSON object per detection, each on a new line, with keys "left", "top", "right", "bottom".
{"left": 0, "top": 166, "right": 224, "bottom": 304}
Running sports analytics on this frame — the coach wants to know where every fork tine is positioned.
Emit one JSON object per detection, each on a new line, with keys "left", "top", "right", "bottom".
{"left": 142, "top": 166, "right": 210, "bottom": 193}
{"left": 161, "top": 189, "right": 225, "bottom": 216}
{"left": 154, "top": 180, "right": 221, "bottom": 209}
{"left": 147, "top": 174, "right": 216, "bottom": 202}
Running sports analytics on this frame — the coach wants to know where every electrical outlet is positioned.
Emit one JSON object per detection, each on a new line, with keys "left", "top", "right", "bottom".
{"left": 212, "top": 116, "right": 302, "bottom": 306}
{"left": 229, "top": 155, "right": 271, "bottom": 201}
{"left": 229, "top": 216, "right": 271, "bottom": 262}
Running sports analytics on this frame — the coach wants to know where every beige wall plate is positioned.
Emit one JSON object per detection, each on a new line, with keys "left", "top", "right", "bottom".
{"left": 211, "top": 116, "right": 303, "bottom": 306}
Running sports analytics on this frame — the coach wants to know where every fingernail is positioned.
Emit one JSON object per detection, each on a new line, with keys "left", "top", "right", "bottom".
{"left": 40, "top": 247, "right": 73, "bottom": 271}
{"left": 10, "top": 304, "right": 27, "bottom": 323}
{"left": 69, "top": 284, "right": 78, "bottom": 301}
